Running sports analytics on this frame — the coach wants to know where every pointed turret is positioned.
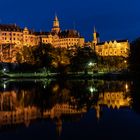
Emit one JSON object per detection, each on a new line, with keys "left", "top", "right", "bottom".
{"left": 54, "top": 14, "right": 58, "bottom": 21}
{"left": 93, "top": 26, "right": 99, "bottom": 47}
{"left": 51, "top": 14, "right": 60, "bottom": 34}
{"left": 94, "top": 26, "right": 96, "bottom": 33}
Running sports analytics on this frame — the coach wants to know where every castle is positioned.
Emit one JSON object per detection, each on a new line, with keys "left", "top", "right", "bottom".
{"left": 0, "top": 15, "right": 85, "bottom": 47}
{"left": 0, "top": 15, "right": 85, "bottom": 63}
{"left": 0, "top": 15, "right": 130, "bottom": 63}
{"left": 92, "top": 28, "right": 130, "bottom": 58}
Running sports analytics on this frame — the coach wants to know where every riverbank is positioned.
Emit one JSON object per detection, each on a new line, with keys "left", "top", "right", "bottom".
{"left": 0, "top": 71, "right": 132, "bottom": 80}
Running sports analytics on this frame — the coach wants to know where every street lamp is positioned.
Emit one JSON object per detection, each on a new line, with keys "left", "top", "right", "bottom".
{"left": 89, "top": 86, "right": 94, "bottom": 96}
{"left": 125, "top": 83, "right": 129, "bottom": 92}
{"left": 88, "top": 62, "right": 97, "bottom": 74}
{"left": 3, "top": 68, "right": 7, "bottom": 73}
{"left": 88, "top": 62, "right": 93, "bottom": 67}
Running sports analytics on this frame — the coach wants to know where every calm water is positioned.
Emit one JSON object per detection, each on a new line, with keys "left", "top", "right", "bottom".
{"left": 0, "top": 79, "right": 140, "bottom": 140}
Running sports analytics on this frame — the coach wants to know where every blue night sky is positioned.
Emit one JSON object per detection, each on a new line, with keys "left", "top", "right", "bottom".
{"left": 0, "top": 0, "right": 140, "bottom": 42}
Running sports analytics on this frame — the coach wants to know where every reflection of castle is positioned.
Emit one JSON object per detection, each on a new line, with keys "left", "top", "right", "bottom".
{"left": 0, "top": 91, "right": 86, "bottom": 129}
{"left": 0, "top": 91, "right": 40, "bottom": 127}
{"left": 92, "top": 28, "right": 130, "bottom": 57}
{"left": 94, "top": 92, "right": 131, "bottom": 120}
{"left": 0, "top": 90, "right": 87, "bottom": 137}
{"left": 43, "top": 104, "right": 86, "bottom": 118}
{"left": 0, "top": 87, "right": 132, "bottom": 136}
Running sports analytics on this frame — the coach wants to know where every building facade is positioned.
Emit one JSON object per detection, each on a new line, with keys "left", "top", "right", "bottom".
{"left": 0, "top": 15, "right": 85, "bottom": 63}
{"left": 37, "top": 15, "right": 85, "bottom": 48}
{"left": 93, "top": 29, "right": 130, "bottom": 57}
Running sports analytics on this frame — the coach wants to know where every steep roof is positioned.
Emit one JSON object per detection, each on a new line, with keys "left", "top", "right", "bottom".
{"left": 35, "top": 31, "right": 51, "bottom": 36}
{"left": 59, "top": 30, "right": 81, "bottom": 38}
{"left": 97, "top": 39, "right": 128, "bottom": 45}
{"left": 0, "top": 24, "right": 22, "bottom": 32}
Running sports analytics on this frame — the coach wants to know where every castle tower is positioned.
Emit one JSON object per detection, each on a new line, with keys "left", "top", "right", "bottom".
{"left": 51, "top": 15, "right": 60, "bottom": 34}
{"left": 93, "top": 27, "right": 99, "bottom": 46}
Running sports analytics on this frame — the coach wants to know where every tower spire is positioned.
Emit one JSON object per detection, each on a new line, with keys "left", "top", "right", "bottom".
{"left": 93, "top": 26, "right": 100, "bottom": 47}
{"left": 51, "top": 14, "right": 60, "bottom": 34}
{"left": 54, "top": 13, "right": 58, "bottom": 21}
{"left": 94, "top": 26, "right": 96, "bottom": 33}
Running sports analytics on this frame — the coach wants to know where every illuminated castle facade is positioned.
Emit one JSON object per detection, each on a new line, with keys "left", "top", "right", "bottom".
{"left": 37, "top": 15, "right": 85, "bottom": 48}
{"left": 93, "top": 28, "right": 130, "bottom": 57}
{"left": 0, "top": 16, "right": 131, "bottom": 63}
{"left": 0, "top": 15, "right": 84, "bottom": 48}
{"left": 0, "top": 15, "right": 85, "bottom": 62}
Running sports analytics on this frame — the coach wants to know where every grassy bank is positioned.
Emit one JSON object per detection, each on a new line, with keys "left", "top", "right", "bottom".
{"left": 0, "top": 71, "right": 132, "bottom": 80}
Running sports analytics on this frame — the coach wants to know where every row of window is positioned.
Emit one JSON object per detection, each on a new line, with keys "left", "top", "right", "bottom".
{"left": 102, "top": 46, "right": 128, "bottom": 49}
{"left": 60, "top": 38, "right": 79, "bottom": 41}
{"left": 43, "top": 39, "right": 79, "bottom": 44}
{"left": 42, "top": 40, "right": 51, "bottom": 43}
{"left": 60, "top": 42, "right": 77, "bottom": 45}
{"left": 99, "top": 50, "right": 127, "bottom": 55}
{"left": 43, "top": 40, "right": 77, "bottom": 45}
{"left": 1, "top": 32, "right": 35, "bottom": 36}
{"left": 2, "top": 32, "right": 23, "bottom": 36}
{"left": 2, "top": 37, "right": 22, "bottom": 41}
{"left": 2, "top": 37, "right": 36, "bottom": 41}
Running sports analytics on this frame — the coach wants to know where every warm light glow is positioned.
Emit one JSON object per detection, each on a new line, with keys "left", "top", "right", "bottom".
{"left": 3, "top": 68, "right": 6, "bottom": 72}
{"left": 89, "top": 87, "right": 94, "bottom": 93}
{"left": 125, "top": 84, "right": 128, "bottom": 90}
{"left": 88, "top": 62, "right": 93, "bottom": 66}
{"left": 53, "top": 84, "right": 59, "bottom": 92}
{"left": 88, "top": 62, "right": 96, "bottom": 67}
{"left": 3, "top": 83, "right": 6, "bottom": 89}
{"left": 124, "top": 60, "right": 127, "bottom": 63}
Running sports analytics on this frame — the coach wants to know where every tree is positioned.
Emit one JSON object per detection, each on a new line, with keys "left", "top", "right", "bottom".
{"left": 33, "top": 43, "right": 54, "bottom": 70}
{"left": 16, "top": 52, "right": 22, "bottom": 63}
{"left": 129, "top": 38, "right": 140, "bottom": 73}
{"left": 70, "top": 46, "right": 98, "bottom": 73}
{"left": 21, "top": 46, "right": 35, "bottom": 64}
{"left": 51, "top": 47, "right": 70, "bottom": 74}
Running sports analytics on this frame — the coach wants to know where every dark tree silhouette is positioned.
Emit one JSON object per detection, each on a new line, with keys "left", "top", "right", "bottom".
{"left": 129, "top": 38, "right": 140, "bottom": 74}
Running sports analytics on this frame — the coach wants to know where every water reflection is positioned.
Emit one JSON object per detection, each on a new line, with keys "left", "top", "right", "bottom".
{"left": 0, "top": 79, "right": 134, "bottom": 138}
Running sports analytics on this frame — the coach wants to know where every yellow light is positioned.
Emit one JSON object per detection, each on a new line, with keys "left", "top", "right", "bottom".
{"left": 125, "top": 84, "right": 128, "bottom": 90}
{"left": 3, "top": 83, "right": 6, "bottom": 89}
{"left": 89, "top": 87, "right": 94, "bottom": 93}
{"left": 88, "top": 62, "right": 93, "bottom": 66}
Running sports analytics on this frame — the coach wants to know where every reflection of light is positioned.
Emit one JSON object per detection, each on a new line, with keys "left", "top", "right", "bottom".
{"left": 44, "top": 85, "right": 46, "bottom": 89}
{"left": 3, "top": 83, "right": 6, "bottom": 89}
{"left": 3, "top": 68, "right": 6, "bottom": 72}
{"left": 88, "top": 62, "right": 93, "bottom": 66}
{"left": 53, "top": 84, "right": 59, "bottom": 92}
{"left": 89, "top": 87, "right": 94, "bottom": 93}
{"left": 89, "top": 87, "right": 98, "bottom": 93}
{"left": 88, "top": 62, "right": 96, "bottom": 67}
